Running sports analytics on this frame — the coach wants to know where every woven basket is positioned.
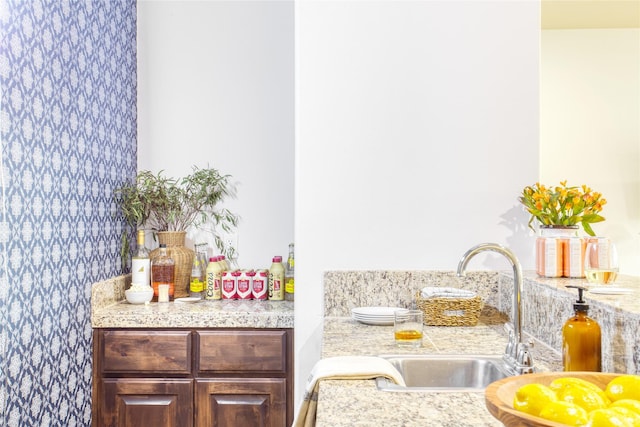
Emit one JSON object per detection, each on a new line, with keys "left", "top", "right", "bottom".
{"left": 416, "top": 292, "right": 483, "bottom": 326}
{"left": 150, "top": 231, "right": 194, "bottom": 299}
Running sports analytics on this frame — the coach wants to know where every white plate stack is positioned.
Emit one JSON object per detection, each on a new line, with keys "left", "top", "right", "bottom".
{"left": 351, "top": 306, "right": 409, "bottom": 326}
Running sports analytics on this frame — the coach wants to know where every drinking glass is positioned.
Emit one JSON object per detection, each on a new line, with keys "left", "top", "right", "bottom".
{"left": 394, "top": 310, "right": 423, "bottom": 348}
{"left": 584, "top": 238, "right": 619, "bottom": 284}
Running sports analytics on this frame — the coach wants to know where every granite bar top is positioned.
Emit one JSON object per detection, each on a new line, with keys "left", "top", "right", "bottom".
{"left": 316, "top": 270, "right": 640, "bottom": 427}
{"left": 317, "top": 316, "right": 561, "bottom": 427}
{"left": 90, "top": 275, "right": 294, "bottom": 329}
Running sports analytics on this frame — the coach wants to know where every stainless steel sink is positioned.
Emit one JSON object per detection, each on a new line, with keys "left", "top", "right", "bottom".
{"left": 376, "top": 354, "right": 511, "bottom": 392}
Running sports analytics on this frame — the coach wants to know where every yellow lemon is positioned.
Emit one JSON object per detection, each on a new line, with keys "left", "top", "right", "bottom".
{"left": 606, "top": 376, "right": 640, "bottom": 402}
{"left": 551, "top": 377, "right": 611, "bottom": 404}
{"left": 538, "top": 400, "right": 589, "bottom": 426}
{"left": 607, "top": 407, "right": 640, "bottom": 427}
{"left": 513, "top": 383, "right": 558, "bottom": 417}
{"left": 551, "top": 377, "right": 606, "bottom": 394}
{"left": 557, "top": 383, "right": 609, "bottom": 413}
{"left": 588, "top": 408, "right": 635, "bottom": 427}
{"left": 610, "top": 400, "right": 640, "bottom": 416}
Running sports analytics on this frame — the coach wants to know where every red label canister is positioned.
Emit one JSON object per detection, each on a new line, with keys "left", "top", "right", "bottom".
{"left": 222, "top": 270, "right": 239, "bottom": 299}
{"left": 236, "top": 270, "right": 252, "bottom": 300}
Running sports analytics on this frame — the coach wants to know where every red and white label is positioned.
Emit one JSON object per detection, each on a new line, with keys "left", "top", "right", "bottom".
{"left": 252, "top": 270, "right": 268, "bottom": 300}
{"left": 236, "top": 270, "right": 252, "bottom": 299}
{"left": 222, "top": 270, "right": 239, "bottom": 299}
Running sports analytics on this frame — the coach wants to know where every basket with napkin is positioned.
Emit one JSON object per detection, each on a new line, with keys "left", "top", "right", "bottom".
{"left": 416, "top": 286, "right": 483, "bottom": 326}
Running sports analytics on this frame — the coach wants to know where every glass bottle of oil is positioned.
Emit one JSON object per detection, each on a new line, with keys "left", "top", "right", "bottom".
{"left": 562, "top": 285, "right": 601, "bottom": 371}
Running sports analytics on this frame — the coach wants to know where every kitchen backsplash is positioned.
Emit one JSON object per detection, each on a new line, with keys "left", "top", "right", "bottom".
{"left": 323, "top": 270, "right": 501, "bottom": 317}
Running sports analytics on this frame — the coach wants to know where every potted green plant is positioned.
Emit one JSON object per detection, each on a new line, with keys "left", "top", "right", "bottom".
{"left": 519, "top": 180, "right": 606, "bottom": 236}
{"left": 114, "top": 166, "right": 239, "bottom": 297}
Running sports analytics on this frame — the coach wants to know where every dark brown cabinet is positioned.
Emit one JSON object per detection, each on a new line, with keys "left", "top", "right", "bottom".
{"left": 93, "top": 328, "right": 293, "bottom": 427}
{"left": 101, "top": 379, "right": 193, "bottom": 427}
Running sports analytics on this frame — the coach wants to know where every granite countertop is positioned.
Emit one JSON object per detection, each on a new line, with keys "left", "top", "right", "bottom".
{"left": 316, "top": 314, "right": 562, "bottom": 427}
{"left": 316, "top": 270, "right": 640, "bottom": 427}
{"left": 90, "top": 275, "right": 294, "bottom": 329}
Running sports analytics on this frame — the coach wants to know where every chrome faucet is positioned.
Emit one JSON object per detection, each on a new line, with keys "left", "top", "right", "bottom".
{"left": 456, "top": 243, "right": 534, "bottom": 375}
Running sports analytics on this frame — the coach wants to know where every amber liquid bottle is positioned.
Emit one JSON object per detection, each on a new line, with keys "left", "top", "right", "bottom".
{"left": 562, "top": 286, "right": 601, "bottom": 371}
{"left": 151, "top": 244, "right": 175, "bottom": 302}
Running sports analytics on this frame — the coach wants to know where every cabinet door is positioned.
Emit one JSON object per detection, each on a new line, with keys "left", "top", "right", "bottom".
{"left": 195, "top": 378, "right": 287, "bottom": 427}
{"left": 99, "top": 379, "right": 193, "bottom": 427}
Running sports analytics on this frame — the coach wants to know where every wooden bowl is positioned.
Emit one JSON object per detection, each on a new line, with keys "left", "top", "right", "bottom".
{"left": 485, "top": 372, "right": 620, "bottom": 427}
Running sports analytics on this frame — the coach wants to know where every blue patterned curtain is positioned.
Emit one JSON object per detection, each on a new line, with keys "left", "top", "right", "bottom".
{"left": 0, "top": 0, "right": 137, "bottom": 425}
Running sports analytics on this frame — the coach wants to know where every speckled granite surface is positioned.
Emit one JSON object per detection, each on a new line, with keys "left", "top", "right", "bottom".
{"left": 518, "top": 273, "right": 640, "bottom": 373}
{"left": 323, "top": 271, "right": 500, "bottom": 317}
{"left": 91, "top": 275, "right": 294, "bottom": 329}
{"left": 317, "top": 317, "right": 561, "bottom": 427}
{"left": 315, "top": 270, "right": 640, "bottom": 427}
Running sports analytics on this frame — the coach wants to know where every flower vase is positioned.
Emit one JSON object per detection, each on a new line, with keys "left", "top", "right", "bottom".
{"left": 150, "top": 231, "right": 194, "bottom": 298}
{"left": 535, "top": 225, "right": 579, "bottom": 278}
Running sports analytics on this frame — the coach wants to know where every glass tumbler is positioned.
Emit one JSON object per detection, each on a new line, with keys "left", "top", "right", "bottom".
{"left": 394, "top": 310, "right": 423, "bottom": 348}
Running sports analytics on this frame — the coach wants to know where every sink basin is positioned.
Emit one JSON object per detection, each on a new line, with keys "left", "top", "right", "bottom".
{"left": 376, "top": 354, "right": 511, "bottom": 392}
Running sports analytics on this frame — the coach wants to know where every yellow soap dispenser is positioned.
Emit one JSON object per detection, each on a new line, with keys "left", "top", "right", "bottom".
{"left": 562, "top": 285, "right": 601, "bottom": 372}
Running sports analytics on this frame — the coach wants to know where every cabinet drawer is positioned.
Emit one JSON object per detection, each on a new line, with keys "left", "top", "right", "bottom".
{"left": 197, "top": 330, "right": 287, "bottom": 373}
{"left": 100, "top": 330, "right": 192, "bottom": 374}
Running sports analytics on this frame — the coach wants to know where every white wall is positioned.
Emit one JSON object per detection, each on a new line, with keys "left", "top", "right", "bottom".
{"left": 137, "top": 0, "right": 295, "bottom": 268}
{"left": 135, "top": 0, "right": 639, "bottom": 413}
{"left": 296, "top": 0, "right": 539, "bottom": 408}
{"left": 540, "top": 28, "right": 640, "bottom": 276}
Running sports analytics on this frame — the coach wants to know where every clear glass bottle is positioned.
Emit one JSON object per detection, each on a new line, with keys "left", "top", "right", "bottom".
{"left": 131, "top": 230, "right": 150, "bottom": 287}
{"left": 189, "top": 252, "right": 205, "bottom": 299}
{"left": 189, "top": 243, "right": 208, "bottom": 299}
{"left": 268, "top": 256, "right": 285, "bottom": 301}
{"left": 151, "top": 244, "right": 175, "bottom": 302}
{"left": 285, "top": 243, "right": 295, "bottom": 301}
{"left": 562, "top": 285, "right": 601, "bottom": 371}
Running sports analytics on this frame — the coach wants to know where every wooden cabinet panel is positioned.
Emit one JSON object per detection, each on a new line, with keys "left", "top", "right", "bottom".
{"left": 195, "top": 378, "right": 287, "bottom": 427}
{"left": 101, "top": 330, "right": 191, "bottom": 374}
{"left": 93, "top": 328, "right": 292, "bottom": 427}
{"left": 99, "top": 379, "right": 193, "bottom": 427}
{"left": 197, "top": 330, "right": 287, "bottom": 373}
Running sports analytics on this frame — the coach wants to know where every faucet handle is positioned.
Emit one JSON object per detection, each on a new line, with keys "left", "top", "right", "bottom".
{"left": 515, "top": 342, "right": 535, "bottom": 374}
{"left": 504, "top": 323, "right": 514, "bottom": 334}
{"left": 503, "top": 323, "right": 516, "bottom": 358}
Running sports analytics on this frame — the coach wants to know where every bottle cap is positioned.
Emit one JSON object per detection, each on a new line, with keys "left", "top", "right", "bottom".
{"left": 273, "top": 256, "right": 282, "bottom": 262}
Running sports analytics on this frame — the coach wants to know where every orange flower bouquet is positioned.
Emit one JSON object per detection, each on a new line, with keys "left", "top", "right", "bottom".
{"left": 519, "top": 181, "right": 606, "bottom": 236}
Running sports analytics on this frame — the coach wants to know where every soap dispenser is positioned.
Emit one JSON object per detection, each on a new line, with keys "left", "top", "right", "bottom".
{"left": 562, "top": 285, "right": 601, "bottom": 372}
